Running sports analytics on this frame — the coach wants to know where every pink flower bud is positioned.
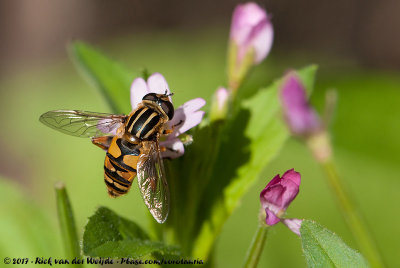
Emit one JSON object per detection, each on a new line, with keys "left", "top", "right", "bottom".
{"left": 260, "top": 169, "right": 301, "bottom": 225}
{"left": 216, "top": 87, "right": 229, "bottom": 111}
{"left": 280, "top": 72, "right": 322, "bottom": 136}
{"left": 230, "top": 2, "right": 273, "bottom": 64}
{"left": 210, "top": 87, "right": 230, "bottom": 121}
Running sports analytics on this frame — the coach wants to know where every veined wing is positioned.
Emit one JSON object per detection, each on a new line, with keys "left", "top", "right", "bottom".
{"left": 137, "top": 140, "right": 170, "bottom": 223}
{"left": 39, "top": 110, "right": 127, "bottom": 138}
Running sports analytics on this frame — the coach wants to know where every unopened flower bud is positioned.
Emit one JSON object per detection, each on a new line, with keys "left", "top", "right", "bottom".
{"left": 228, "top": 2, "right": 273, "bottom": 91}
{"left": 280, "top": 72, "right": 322, "bottom": 137}
{"left": 210, "top": 87, "right": 230, "bottom": 121}
{"left": 280, "top": 72, "right": 332, "bottom": 162}
{"left": 260, "top": 169, "right": 301, "bottom": 226}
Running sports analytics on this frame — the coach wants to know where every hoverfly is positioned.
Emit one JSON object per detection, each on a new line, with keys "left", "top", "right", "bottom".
{"left": 39, "top": 92, "right": 175, "bottom": 223}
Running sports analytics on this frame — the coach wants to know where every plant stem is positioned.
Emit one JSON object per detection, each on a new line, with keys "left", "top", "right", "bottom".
{"left": 55, "top": 182, "right": 82, "bottom": 265}
{"left": 243, "top": 224, "right": 269, "bottom": 268}
{"left": 321, "top": 160, "right": 385, "bottom": 268}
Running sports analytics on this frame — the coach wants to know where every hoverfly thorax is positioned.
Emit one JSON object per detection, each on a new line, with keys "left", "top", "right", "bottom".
{"left": 124, "top": 93, "right": 174, "bottom": 140}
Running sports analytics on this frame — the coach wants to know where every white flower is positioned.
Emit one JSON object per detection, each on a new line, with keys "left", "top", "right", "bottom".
{"left": 130, "top": 73, "right": 206, "bottom": 158}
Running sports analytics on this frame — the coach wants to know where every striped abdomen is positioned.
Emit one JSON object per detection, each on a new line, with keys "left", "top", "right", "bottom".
{"left": 125, "top": 106, "right": 162, "bottom": 140}
{"left": 104, "top": 136, "right": 141, "bottom": 197}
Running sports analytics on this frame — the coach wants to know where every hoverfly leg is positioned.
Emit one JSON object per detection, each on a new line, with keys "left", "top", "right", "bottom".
{"left": 173, "top": 120, "right": 183, "bottom": 128}
{"left": 162, "top": 119, "right": 183, "bottom": 136}
{"left": 91, "top": 136, "right": 113, "bottom": 151}
{"left": 162, "top": 128, "right": 174, "bottom": 135}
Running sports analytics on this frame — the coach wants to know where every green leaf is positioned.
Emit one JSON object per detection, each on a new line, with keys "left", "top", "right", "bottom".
{"left": 165, "top": 65, "right": 318, "bottom": 259}
{"left": 193, "top": 65, "right": 317, "bottom": 258}
{"left": 55, "top": 182, "right": 81, "bottom": 261}
{"left": 70, "top": 42, "right": 135, "bottom": 114}
{"left": 83, "top": 207, "right": 180, "bottom": 258}
{"left": 300, "top": 220, "right": 368, "bottom": 268}
{"left": 0, "top": 177, "right": 62, "bottom": 258}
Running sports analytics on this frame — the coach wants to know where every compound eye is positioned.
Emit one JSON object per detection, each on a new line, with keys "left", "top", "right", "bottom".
{"left": 161, "top": 101, "right": 174, "bottom": 120}
{"left": 142, "top": 93, "right": 158, "bottom": 101}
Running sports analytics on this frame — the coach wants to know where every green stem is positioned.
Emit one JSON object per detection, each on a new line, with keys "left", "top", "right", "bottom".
{"left": 227, "top": 42, "right": 255, "bottom": 97}
{"left": 243, "top": 224, "right": 269, "bottom": 268}
{"left": 55, "top": 182, "right": 82, "bottom": 265}
{"left": 321, "top": 160, "right": 385, "bottom": 268}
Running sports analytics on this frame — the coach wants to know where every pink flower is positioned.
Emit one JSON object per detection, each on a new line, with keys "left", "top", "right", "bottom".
{"left": 130, "top": 73, "right": 206, "bottom": 159}
{"left": 280, "top": 72, "right": 322, "bottom": 136}
{"left": 260, "top": 169, "right": 301, "bottom": 225}
{"left": 230, "top": 2, "right": 273, "bottom": 65}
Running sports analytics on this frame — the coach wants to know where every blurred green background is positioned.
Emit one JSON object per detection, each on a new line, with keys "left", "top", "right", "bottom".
{"left": 0, "top": 1, "right": 399, "bottom": 267}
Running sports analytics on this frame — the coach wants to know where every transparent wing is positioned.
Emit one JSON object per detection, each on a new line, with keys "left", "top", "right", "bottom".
{"left": 137, "top": 140, "right": 170, "bottom": 223}
{"left": 39, "top": 110, "right": 127, "bottom": 138}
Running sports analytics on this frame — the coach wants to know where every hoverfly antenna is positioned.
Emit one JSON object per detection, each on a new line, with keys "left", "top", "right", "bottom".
{"left": 164, "top": 88, "right": 174, "bottom": 97}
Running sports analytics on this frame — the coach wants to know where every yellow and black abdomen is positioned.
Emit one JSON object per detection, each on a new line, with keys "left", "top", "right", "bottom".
{"left": 104, "top": 136, "right": 141, "bottom": 197}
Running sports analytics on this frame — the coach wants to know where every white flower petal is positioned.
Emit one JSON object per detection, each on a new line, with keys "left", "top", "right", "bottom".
{"left": 231, "top": 2, "right": 267, "bottom": 45}
{"left": 282, "top": 218, "right": 303, "bottom": 236}
{"left": 170, "top": 111, "right": 205, "bottom": 138}
{"left": 181, "top": 98, "right": 206, "bottom": 113}
{"left": 168, "top": 98, "right": 206, "bottom": 126}
{"left": 168, "top": 108, "right": 185, "bottom": 129}
{"left": 147, "top": 73, "right": 172, "bottom": 102}
{"left": 160, "top": 138, "right": 184, "bottom": 159}
{"left": 130, "top": 77, "right": 149, "bottom": 109}
{"left": 252, "top": 20, "right": 273, "bottom": 64}
{"left": 178, "top": 111, "right": 204, "bottom": 136}
{"left": 168, "top": 98, "right": 206, "bottom": 136}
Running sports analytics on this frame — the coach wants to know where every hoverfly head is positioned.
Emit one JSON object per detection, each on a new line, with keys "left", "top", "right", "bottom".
{"left": 142, "top": 92, "right": 174, "bottom": 120}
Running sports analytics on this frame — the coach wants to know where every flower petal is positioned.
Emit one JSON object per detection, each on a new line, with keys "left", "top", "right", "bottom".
{"left": 172, "top": 111, "right": 205, "bottom": 137}
{"left": 260, "top": 169, "right": 301, "bottom": 224}
{"left": 280, "top": 179, "right": 300, "bottom": 209}
{"left": 130, "top": 77, "right": 149, "bottom": 109}
{"left": 168, "top": 98, "right": 206, "bottom": 137}
{"left": 231, "top": 3, "right": 267, "bottom": 45}
{"left": 180, "top": 98, "right": 207, "bottom": 113}
{"left": 265, "top": 174, "right": 281, "bottom": 188}
{"left": 250, "top": 18, "right": 273, "bottom": 63}
{"left": 280, "top": 72, "right": 321, "bottom": 135}
{"left": 282, "top": 218, "right": 303, "bottom": 236}
{"left": 261, "top": 184, "right": 285, "bottom": 208}
{"left": 282, "top": 168, "right": 301, "bottom": 187}
{"left": 265, "top": 208, "right": 280, "bottom": 225}
{"left": 260, "top": 174, "right": 281, "bottom": 208}
{"left": 160, "top": 138, "right": 184, "bottom": 159}
{"left": 230, "top": 2, "right": 273, "bottom": 64}
{"left": 147, "top": 73, "right": 172, "bottom": 102}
